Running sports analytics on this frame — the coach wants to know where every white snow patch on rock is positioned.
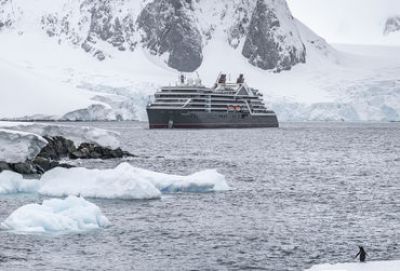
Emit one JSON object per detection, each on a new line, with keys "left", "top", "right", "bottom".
{"left": 0, "top": 171, "right": 40, "bottom": 194}
{"left": 0, "top": 196, "right": 110, "bottom": 233}
{"left": 0, "top": 128, "right": 48, "bottom": 163}
{"left": 305, "top": 260, "right": 400, "bottom": 271}
{"left": 39, "top": 162, "right": 230, "bottom": 200}
{"left": 0, "top": 122, "right": 120, "bottom": 149}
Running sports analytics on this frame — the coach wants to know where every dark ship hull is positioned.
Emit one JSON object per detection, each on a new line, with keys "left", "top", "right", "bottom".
{"left": 147, "top": 108, "right": 279, "bottom": 128}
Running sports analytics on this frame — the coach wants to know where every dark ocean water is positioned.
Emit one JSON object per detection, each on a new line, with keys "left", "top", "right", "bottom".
{"left": 1, "top": 122, "right": 400, "bottom": 271}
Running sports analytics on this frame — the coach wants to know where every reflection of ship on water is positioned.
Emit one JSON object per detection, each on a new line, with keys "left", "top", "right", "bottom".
{"left": 146, "top": 74, "right": 279, "bottom": 128}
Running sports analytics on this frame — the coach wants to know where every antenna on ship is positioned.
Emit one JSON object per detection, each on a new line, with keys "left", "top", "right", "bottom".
{"left": 195, "top": 71, "right": 202, "bottom": 85}
{"left": 237, "top": 74, "right": 244, "bottom": 84}
{"left": 179, "top": 73, "right": 185, "bottom": 85}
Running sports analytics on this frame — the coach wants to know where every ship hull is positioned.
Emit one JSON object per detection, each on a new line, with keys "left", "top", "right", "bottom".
{"left": 147, "top": 108, "right": 279, "bottom": 128}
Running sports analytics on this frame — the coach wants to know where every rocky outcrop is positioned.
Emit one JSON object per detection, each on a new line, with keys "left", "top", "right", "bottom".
{"left": 0, "top": 136, "right": 134, "bottom": 176}
{"left": 70, "top": 143, "right": 131, "bottom": 159}
{"left": 384, "top": 16, "right": 400, "bottom": 35}
{"left": 37, "top": 136, "right": 134, "bottom": 161}
{"left": 137, "top": 0, "right": 203, "bottom": 72}
{"left": 41, "top": 0, "right": 137, "bottom": 61}
{"left": 0, "top": 0, "right": 14, "bottom": 31}
{"left": 14, "top": 0, "right": 308, "bottom": 72}
{"left": 242, "top": 0, "right": 306, "bottom": 71}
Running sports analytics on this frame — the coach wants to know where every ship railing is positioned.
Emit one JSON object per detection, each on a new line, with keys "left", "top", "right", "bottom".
{"left": 182, "top": 98, "right": 192, "bottom": 108}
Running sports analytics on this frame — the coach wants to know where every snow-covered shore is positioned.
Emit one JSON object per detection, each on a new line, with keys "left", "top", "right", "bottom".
{"left": 306, "top": 260, "right": 400, "bottom": 271}
{"left": 0, "top": 121, "right": 121, "bottom": 166}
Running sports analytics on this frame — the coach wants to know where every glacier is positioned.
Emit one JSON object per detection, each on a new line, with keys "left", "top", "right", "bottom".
{"left": 0, "top": 196, "right": 110, "bottom": 233}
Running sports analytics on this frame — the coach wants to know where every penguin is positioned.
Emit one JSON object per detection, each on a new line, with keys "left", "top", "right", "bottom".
{"left": 355, "top": 246, "right": 366, "bottom": 262}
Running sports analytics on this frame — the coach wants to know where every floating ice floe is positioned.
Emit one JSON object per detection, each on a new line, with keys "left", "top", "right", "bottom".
{"left": 39, "top": 162, "right": 230, "bottom": 200}
{"left": 0, "top": 196, "right": 110, "bottom": 233}
{"left": 305, "top": 260, "right": 400, "bottom": 271}
{"left": 0, "top": 171, "right": 40, "bottom": 194}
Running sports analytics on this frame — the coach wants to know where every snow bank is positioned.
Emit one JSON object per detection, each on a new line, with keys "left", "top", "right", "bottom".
{"left": 305, "top": 260, "right": 400, "bottom": 271}
{"left": 39, "top": 163, "right": 230, "bottom": 200}
{"left": 0, "top": 196, "right": 110, "bottom": 233}
{"left": 0, "top": 129, "right": 48, "bottom": 163}
{"left": 0, "top": 122, "right": 120, "bottom": 149}
{"left": 0, "top": 171, "right": 40, "bottom": 194}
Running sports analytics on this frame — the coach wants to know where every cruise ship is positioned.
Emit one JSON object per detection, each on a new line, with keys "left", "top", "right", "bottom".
{"left": 146, "top": 74, "right": 279, "bottom": 128}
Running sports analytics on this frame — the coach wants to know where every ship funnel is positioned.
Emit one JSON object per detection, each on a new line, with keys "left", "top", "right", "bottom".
{"left": 237, "top": 74, "right": 244, "bottom": 84}
{"left": 180, "top": 74, "right": 185, "bottom": 84}
{"left": 217, "top": 74, "right": 227, "bottom": 84}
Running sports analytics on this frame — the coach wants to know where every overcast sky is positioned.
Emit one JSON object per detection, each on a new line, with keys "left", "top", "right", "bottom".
{"left": 287, "top": 0, "right": 400, "bottom": 45}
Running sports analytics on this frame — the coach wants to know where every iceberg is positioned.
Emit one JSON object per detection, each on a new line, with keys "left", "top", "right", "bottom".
{"left": 0, "top": 171, "right": 40, "bottom": 194}
{"left": 305, "top": 260, "right": 400, "bottom": 271}
{"left": 39, "top": 162, "right": 230, "bottom": 200}
{"left": 39, "top": 163, "right": 162, "bottom": 200}
{"left": 0, "top": 196, "right": 110, "bottom": 233}
{"left": 128, "top": 167, "right": 231, "bottom": 193}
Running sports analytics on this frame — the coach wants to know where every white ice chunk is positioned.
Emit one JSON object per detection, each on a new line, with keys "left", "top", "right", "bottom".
{"left": 305, "top": 260, "right": 400, "bottom": 271}
{"left": 0, "top": 196, "right": 110, "bottom": 233}
{"left": 39, "top": 162, "right": 230, "bottom": 200}
{"left": 39, "top": 163, "right": 162, "bottom": 200}
{"left": 128, "top": 167, "right": 231, "bottom": 193}
{"left": 0, "top": 171, "right": 40, "bottom": 194}
{"left": 0, "top": 129, "right": 48, "bottom": 163}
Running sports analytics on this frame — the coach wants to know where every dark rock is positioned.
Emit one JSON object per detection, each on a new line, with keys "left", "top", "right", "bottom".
{"left": 242, "top": 0, "right": 306, "bottom": 71}
{"left": 0, "top": 161, "right": 11, "bottom": 172}
{"left": 38, "top": 136, "right": 76, "bottom": 160}
{"left": 384, "top": 16, "right": 400, "bottom": 35}
{"left": 81, "top": 42, "right": 93, "bottom": 52}
{"left": 1, "top": 134, "right": 133, "bottom": 175}
{"left": 32, "top": 157, "right": 60, "bottom": 172}
{"left": 137, "top": 0, "right": 203, "bottom": 72}
{"left": 58, "top": 163, "right": 75, "bottom": 169}
{"left": 69, "top": 143, "right": 134, "bottom": 160}
{"left": 11, "top": 162, "right": 37, "bottom": 175}
{"left": 95, "top": 50, "right": 106, "bottom": 61}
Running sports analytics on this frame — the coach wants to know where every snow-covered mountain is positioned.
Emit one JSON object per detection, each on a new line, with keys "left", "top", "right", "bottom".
{"left": 384, "top": 16, "right": 400, "bottom": 35}
{"left": 2, "top": 0, "right": 308, "bottom": 72}
{"left": 0, "top": 0, "right": 399, "bottom": 122}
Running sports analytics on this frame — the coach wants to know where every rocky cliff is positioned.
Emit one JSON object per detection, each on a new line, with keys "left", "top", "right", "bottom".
{"left": 1, "top": 0, "right": 310, "bottom": 72}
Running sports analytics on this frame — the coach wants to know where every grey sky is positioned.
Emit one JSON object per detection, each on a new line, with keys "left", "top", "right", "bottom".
{"left": 287, "top": 0, "right": 400, "bottom": 45}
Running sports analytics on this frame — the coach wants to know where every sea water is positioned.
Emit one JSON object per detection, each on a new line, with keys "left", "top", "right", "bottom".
{"left": 0, "top": 122, "right": 399, "bottom": 271}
